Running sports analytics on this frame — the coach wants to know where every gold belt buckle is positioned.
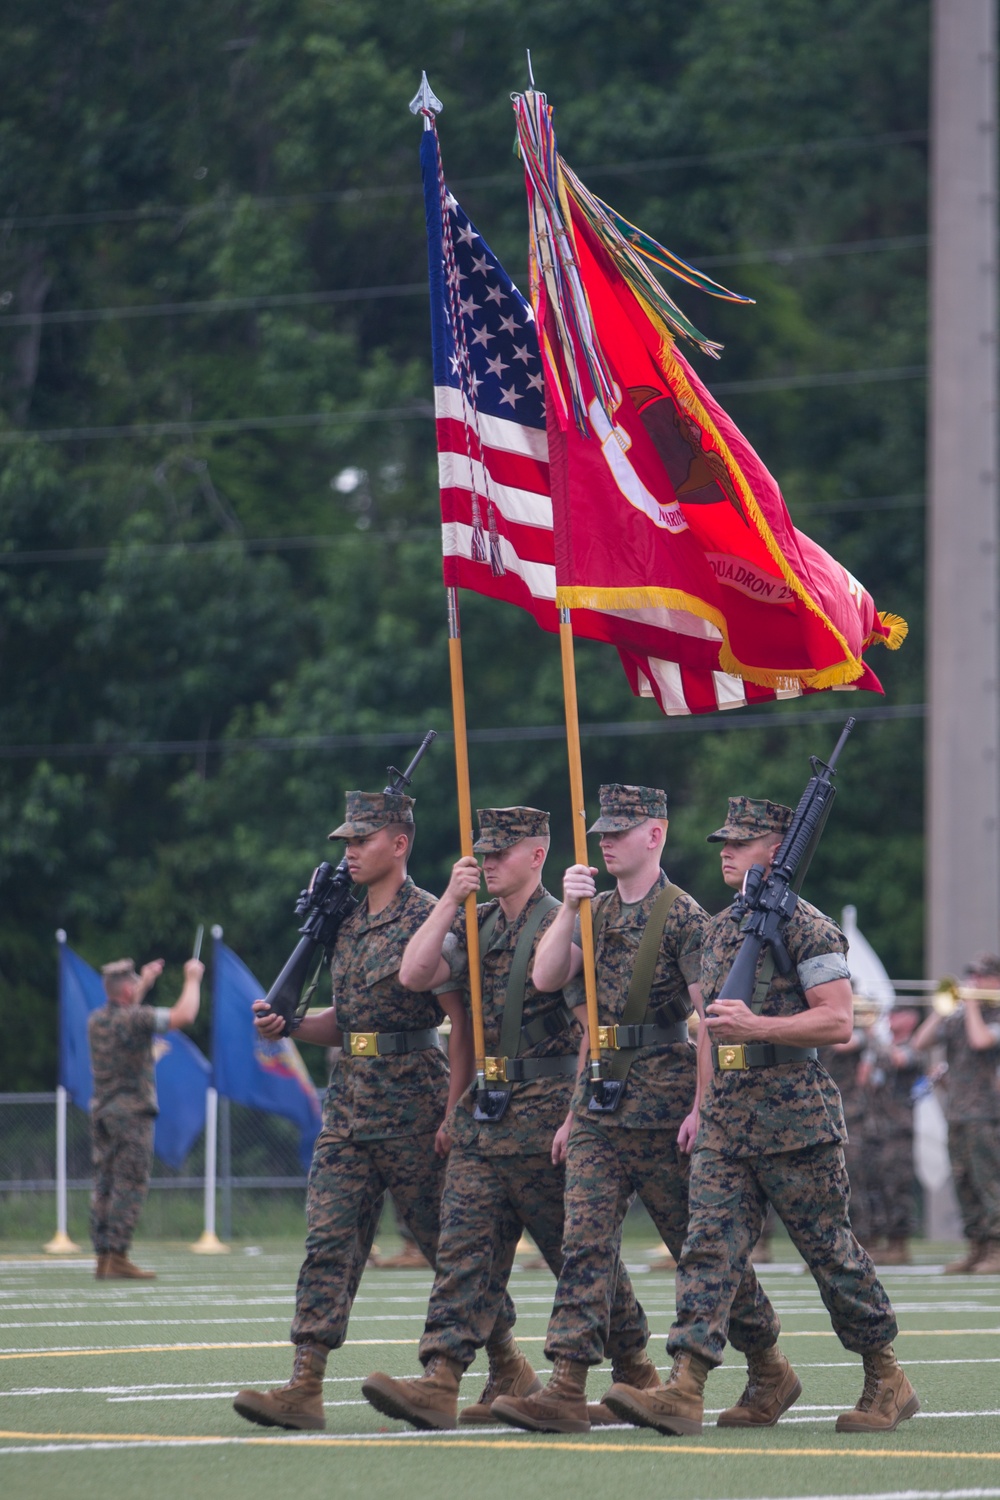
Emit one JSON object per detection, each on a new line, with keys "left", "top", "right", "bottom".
{"left": 596, "top": 1025, "right": 619, "bottom": 1050}
{"left": 349, "top": 1032, "right": 379, "bottom": 1057}
{"left": 483, "top": 1056, "right": 508, "bottom": 1083}
{"left": 717, "top": 1044, "right": 747, "bottom": 1071}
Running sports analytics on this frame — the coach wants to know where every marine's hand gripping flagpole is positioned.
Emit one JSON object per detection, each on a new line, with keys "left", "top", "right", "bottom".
{"left": 558, "top": 610, "right": 604, "bottom": 1089}
{"left": 411, "top": 74, "right": 489, "bottom": 1097}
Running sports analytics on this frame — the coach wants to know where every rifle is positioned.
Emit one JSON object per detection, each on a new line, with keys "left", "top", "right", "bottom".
{"left": 261, "top": 730, "right": 437, "bottom": 1035}
{"left": 716, "top": 717, "right": 855, "bottom": 1004}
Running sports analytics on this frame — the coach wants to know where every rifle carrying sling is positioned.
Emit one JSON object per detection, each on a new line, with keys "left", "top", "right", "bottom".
{"left": 587, "top": 882, "right": 689, "bottom": 1111}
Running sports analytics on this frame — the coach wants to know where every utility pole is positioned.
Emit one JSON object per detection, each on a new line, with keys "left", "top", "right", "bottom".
{"left": 927, "top": 0, "right": 1000, "bottom": 977}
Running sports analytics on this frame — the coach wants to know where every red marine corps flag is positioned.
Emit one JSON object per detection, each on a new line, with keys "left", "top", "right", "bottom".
{"left": 510, "top": 89, "right": 906, "bottom": 714}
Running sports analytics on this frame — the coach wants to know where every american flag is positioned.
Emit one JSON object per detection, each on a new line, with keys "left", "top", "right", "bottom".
{"left": 420, "top": 122, "right": 840, "bottom": 715}
{"left": 421, "top": 124, "right": 556, "bottom": 629}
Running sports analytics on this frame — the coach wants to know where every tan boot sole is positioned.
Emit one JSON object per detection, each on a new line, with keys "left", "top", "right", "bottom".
{"left": 835, "top": 1391, "right": 920, "bottom": 1433}
{"left": 458, "top": 1404, "right": 501, "bottom": 1425}
{"left": 603, "top": 1386, "right": 702, "bottom": 1435}
{"left": 491, "top": 1395, "right": 590, "bottom": 1433}
{"left": 459, "top": 1371, "right": 543, "bottom": 1425}
{"left": 587, "top": 1401, "right": 625, "bottom": 1426}
{"left": 717, "top": 1374, "right": 802, "bottom": 1428}
{"left": 232, "top": 1391, "right": 325, "bottom": 1431}
{"left": 361, "top": 1373, "right": 456, "bottom": 1430}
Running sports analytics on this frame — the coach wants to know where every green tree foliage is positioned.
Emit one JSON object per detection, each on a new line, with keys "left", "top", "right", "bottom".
{"left": 0, "top": 0, "right": 928, "bottom": 1087}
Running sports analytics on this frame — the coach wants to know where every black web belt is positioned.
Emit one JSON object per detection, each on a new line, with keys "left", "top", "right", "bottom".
{"left": 344, "top": 1028, "right": 439, "bottom": 1058}
{"left": 713, "top": 1042, "right": 818, "bottom": 1071}
{"left": 482, "top": 1054, "right": 579, "bottom": 1084}
{"left": 598, "top": 1019, "right": 689, "bottom": 1050}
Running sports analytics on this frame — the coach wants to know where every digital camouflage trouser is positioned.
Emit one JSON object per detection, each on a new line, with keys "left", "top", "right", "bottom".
{"left": 90, "top": 1112, "right": 154, "bottom": 1254}
{"left": 948, "top": 1119, "right": 1000, "bottom": 1243}
{"left": 544, "top": 1111, "right": 758, "bottom": 1367}
{"left": 291, "top": 1127, "right": 516, "bottom": 1351}
{"left": 419, "top": 1141, "right": 648, "bottom": 1370}
{"left": 669, "top": 1141, "right": 899, "bottom": 1367}
{"left": 866, "top": 1129, "right": 917, "bottom": 1241}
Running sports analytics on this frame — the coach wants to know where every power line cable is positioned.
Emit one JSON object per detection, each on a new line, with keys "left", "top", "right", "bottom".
{"left": 0, "top": 700, "right": 926, "bottom": 759}
{"left": 0, "top": 529, "right": 440, "bottom": 564}
{"left": 0, "top": 236, "right": 928, "bottom": 329}
{"left": 0, "top": 366, "right": 927, "bottom": 445}
{"left": 0, "top": 496, "right": 925, "bottom": 565}
{"left": 0, "top": 129, "right": 928, "bottom": 231}
{"left": 0, "top": 284, "right": 427, "bottom": 329}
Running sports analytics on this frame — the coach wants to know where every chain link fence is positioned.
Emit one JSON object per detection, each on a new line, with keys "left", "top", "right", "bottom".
{"left": 0, "top": 1092, "right": 312, "bottom": 1244}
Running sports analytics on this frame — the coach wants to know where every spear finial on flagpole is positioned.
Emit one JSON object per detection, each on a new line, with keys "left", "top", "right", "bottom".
{"left": 409, "top": 71, "right": 443, "bottom": 128}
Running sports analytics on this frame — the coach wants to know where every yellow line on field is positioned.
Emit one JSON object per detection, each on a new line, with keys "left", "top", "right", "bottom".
{"left": 1, "top": 1431, "right": 999, "bottom": 1459}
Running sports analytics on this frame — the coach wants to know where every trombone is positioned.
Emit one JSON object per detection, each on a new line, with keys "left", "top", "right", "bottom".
{"left": 933, "top": 978, "right": 1000, "bottom": 1016}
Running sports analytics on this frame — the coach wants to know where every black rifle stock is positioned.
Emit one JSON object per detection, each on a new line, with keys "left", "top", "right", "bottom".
{"left": 261, "top": 730, "right": 437, "bottom": 1033}
{"left": 716, "top": 717, "right": 855, "bottom": 1004}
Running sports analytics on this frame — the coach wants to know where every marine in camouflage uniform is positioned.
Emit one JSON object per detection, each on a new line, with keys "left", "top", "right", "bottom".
{"left": 862, "top": 1006, "right": 922, "bottom": 1262}
{"left": 820, "top": 1017, "right": 876, "bottom": 1247}
{"left": 912, "top": 953, "right": 1000, "bottom": 1274}
{"left": 362, "top": 808, "right": 653, "bottom": 1432}
{"left": 234, "top": 790, "right": 513, "bottom": 1433}
{"left": 604, "top": 797, "right": 918, "bottom": 1437}
{"left": 88, "top": 955, "right": 203, "bottom": 1279}
{"left": 494, "top": 785, "right": 758, "bottom": 1434}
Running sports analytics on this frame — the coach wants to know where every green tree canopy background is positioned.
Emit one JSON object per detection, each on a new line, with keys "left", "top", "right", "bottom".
{"left": 0, "top": 0, "right": 926, "bottom": 1087}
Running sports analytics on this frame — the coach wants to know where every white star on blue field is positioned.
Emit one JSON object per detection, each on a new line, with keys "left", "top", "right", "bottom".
{"left": 439, "top": 190, "right": 546, "bottom": 430}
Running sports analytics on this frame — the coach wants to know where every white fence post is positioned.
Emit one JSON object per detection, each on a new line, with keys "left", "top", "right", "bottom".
{"left": 191, "top": 1085, "right": 228, "bottom": 1253}
{"left": 43, "top": 1085, "right": 80, "bottom": 1254}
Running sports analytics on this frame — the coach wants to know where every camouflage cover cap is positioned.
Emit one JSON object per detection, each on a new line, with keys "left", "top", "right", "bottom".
{"left": 473, "top": 806, "right": 550, "bottom": 852}
{"left": 101, "top": 958, "right": 137, "bottom": 982}
{"left": 964, "top": 951, "right": 1000, "bottom": 981}
{"left": 588, "top": 783, "right": 668, "bottom": 833}
{"left": 329, "top": 790, "right": 415, "bottom": 839}
{"left": 706, "top": 795, "right": 793, "bottom": 843}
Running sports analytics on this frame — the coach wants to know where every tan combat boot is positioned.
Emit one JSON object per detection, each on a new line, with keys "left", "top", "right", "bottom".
{"left": 491, "top": 1356, "right": 590, "bottom": 1433}
{"left": 233, "top": 1342, "right": 329, "bottom": 1431}
{"left": 458, "top": 1333, "right": 541, "bottom": 1424}
{"left": 835, "top": 1344, "right": 919, "bottom": 1432}
{"left": 971, "top": 1241, "right": 1000, "bottom": 1274}
{"left": 589, "top": 1348, "right": 662, "bottom": 1426}
{"left": 375, "top": 1241, "right": 431, "bottom": 1270}
{"left": 879, "top": 1239, "right": 911, "bottom": 1266}
{"left": 603, "top": 1349, "right": 712, "bottom": 1435}
{"left": 94, "top": 1254, "right": 110, "bottom": 1279}
{"left": 361, "top": 1354, "right": 464, "bottom": 1430}
{"left": 943, "top": 1242, "right": 984, "bottom": 1274}
{"left": 716, "top": 1344, "right": 802, "bottom": 1427}
{"left": 104, "top": 1251, "right": 155, "bottom": 1280}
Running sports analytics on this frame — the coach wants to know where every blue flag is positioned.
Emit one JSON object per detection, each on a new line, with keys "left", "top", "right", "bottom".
{"left": 211, "top": 937, "right": 322, "bottom": 1172}
{"left": 58, "top": 942, "right": 105, "bottom": 1111}
{"left": 57, "top": 941, "right": 209, "bottom": 1168}
{"left": 151, "top": 1031, "right": 211, "bottom": 1170}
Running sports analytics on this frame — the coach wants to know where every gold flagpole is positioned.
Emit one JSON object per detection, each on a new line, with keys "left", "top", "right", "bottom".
{"left": 447, "top": 587, "right": 488, "bottom": 1089}
{"left": 558, "top": 607, "right": 602, "bottom": 1084}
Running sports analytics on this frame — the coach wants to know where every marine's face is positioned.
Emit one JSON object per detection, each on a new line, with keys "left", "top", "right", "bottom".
{"left": 598, "top": 819, "right": 659, "bottom": 879}
{"left": 344, "top": 826, "right": 402, "bottom": 886}
{"left": 720, "top": 834, "right": 780, "bottom": 891}
{"left": 480, "top": 838, "right": 541, "bottom": 898}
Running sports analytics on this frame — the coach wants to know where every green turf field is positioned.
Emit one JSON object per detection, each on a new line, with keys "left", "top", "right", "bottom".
{"left": 1, "top": 1232, "right": 997, "bottom": 1500}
